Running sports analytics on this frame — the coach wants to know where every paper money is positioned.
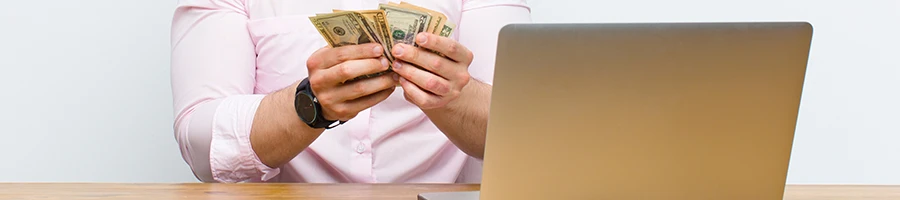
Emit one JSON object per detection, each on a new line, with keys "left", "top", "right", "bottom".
{"left": 396, "top": 2, "right": 454, "bottom": 38}
{"left": 439, "top": 20, "right": 455, "bottom": 37}
{"left": 333, "top": 9, "right": 395, "bottom": 62}
{"left": 310, "top": 12, "right": 374, "bottom": 48}
{"left": 310, "top": 11, "right": 390, "bottom": 81}
{"left": 395, "top": 2, "right": 454, "bottom": 57}
{"left": 309, "top": 2, "right": 456, "bottom": 81}
{"left": 398, "top": 2, "right": 445, "bottom": 35}
{"left": 379, "top": 3, "right": 432, "bottom": 47}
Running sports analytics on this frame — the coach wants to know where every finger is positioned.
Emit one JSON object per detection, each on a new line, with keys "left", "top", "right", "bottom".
{"left": 340, "top": 87, "right": 396, "bottom": 119}
{"left": 325, "top": 86, "right": 395, "bottom": 121}
{"left": 308, "top": 43, "right": 384, "bottom": 70}
{"left": 413, "top": 33, "right": 473, "bottom": 64}
{"left": 318, "top": 74, "right": 397, "bottom": 121}
{"left": 393, "top": 61, "right": 452, "bottom": 96}
{"left": 398, "top": 77, "right": 442, "bottom": 109}
{"left": 330, "top": 72, "right": 398, "bottom": 102}
{"left": 391, "top": 44, "right": 454, "bottom": 78}
{"left": 319, "top": 57, "right": 391, "bottom": 86}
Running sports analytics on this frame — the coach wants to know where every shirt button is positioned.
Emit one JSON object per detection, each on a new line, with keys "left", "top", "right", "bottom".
{"left": 356, "top": 144, "right": 366, "bottom": 154}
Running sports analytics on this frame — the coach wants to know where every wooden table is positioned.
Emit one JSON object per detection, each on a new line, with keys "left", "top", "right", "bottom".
{"left": 1, "top": 183, "right": 899, "bottom": 199}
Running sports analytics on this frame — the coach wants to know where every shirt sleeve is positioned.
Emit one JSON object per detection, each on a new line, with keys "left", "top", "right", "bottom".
{"left": 171, "top": 0, "right": 280, "bottom": 183}
{"left": 458, "top": 0, "right": 532, "bottom": 85}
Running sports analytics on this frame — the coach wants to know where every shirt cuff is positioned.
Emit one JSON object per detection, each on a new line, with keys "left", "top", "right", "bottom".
{"left": 209, "top": 94, "right": 281, "bottom": 182}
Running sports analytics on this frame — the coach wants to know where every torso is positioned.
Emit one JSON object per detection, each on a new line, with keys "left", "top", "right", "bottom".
{"left": 242, "top": 0, "right": 481, "bottom": 183}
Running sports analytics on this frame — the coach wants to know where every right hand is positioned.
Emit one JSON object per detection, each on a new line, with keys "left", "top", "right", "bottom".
{"left": 305, "top": 43, "right": 399, "bottom": 122}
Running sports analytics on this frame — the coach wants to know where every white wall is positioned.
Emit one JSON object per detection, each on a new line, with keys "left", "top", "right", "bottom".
{"left": 0, "top": 1, "right": 194, "bottom": 182}
{"left": 0, "top": 0, "right": 897, "bottom": 184}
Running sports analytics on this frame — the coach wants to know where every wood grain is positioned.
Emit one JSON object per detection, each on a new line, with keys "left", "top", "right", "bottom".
{"left": 0, "top": 183, "right": 478, "bottom": 200}
{"left": 0, "top": 184, "right": 898, "bottom": 199}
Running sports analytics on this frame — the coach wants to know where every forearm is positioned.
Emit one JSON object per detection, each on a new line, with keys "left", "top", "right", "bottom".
{"left": 424, "top": 79, "right": 491, "bottom": 159}
{"left": 250, "top": 81, "right": 325, "bottom": 168}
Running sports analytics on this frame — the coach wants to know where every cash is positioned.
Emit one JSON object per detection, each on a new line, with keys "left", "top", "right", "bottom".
{"left": 309, "top": 2, "right": 455, "bottom": 82}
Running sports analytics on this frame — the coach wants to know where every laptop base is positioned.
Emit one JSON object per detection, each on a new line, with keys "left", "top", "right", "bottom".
{"left": 417, "top": 191, "right": 480, "bottom": 200}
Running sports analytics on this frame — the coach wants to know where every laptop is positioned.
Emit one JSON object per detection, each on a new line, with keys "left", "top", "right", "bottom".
{"left": 419, "top": 22, "right": 813, "bottom": 200}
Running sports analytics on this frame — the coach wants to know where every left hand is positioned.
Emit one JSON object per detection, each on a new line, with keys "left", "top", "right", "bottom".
{"left": 391, "top": 33, "right": 474, "bottom": 110}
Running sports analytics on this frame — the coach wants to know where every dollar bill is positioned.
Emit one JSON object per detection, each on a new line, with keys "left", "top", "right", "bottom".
{"left": 309, "top": 11, "right": 374, "bottom": 47}
{"left": 398, "top": 2, "right": 445, "bottom": 34}
{"left": 309, "top": 11, "right": 391, "bottom": 81}
{"left": 439, "top": 20, "right": 455, "bottom": 37}
{"left": 309, "top": 2, "right": 458, "bottom": 81}
{"left": 395, "top": 2, "right": 455, "bottom": 57}
{"left": 395, "top": 2, "right": 454, "bottom": 37}
{"left": 378, "top": 3, "right": 432, "bottom": 47}
{"left": 333, "top": 9, "right": 395, "bottom": 62}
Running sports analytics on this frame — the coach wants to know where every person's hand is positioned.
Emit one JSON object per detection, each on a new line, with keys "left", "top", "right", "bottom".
{"left": 306, "top": 43, "right": 399, "bottom": 121}
{"left": 390, "top": 33, "right": 474, "bottom": 110}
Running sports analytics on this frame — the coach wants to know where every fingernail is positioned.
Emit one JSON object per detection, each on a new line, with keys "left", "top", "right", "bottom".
{"left": 416, "top": 34, "right": 427, "bottom": 45}
{"left": 392, "top": 61, "right": 402, "bottom": 69}
{"left": 392, "top": 73, "right": 400, "bottom": 81}
{"left": 381, "top": 58, "right": 389, "bottom": 68}
{"left": 393, "top": 45, "right": 404, "bottom": 56}
{"left": 373, "top": 45, "right": 382, "bottom": 55}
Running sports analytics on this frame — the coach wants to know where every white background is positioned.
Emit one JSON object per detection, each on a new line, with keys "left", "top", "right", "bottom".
{"left": 0, "top": 0, "right": 897, "bottom": 184}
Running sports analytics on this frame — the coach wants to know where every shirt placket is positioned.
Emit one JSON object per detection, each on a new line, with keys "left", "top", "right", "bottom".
{"left": 350, "top": 129, "right": 374, "bottom": 183}
{"left": 348, "top": 107, "right": 375, "bottom": 182}
{"left": 347, "top": 0, "right": 386, "bottom": 183}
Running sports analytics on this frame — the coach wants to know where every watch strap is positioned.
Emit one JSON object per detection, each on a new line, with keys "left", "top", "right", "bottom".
{"left": 296, "top": 78, "right": 345, "bottom": 129}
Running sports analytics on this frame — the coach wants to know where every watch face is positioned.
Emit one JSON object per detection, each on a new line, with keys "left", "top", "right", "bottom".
{"left": 295, "top": 93, "right": 317, "bottom": 123}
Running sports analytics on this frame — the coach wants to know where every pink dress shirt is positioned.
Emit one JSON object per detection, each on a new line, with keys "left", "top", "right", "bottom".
{"left": 170, "top": 0, "right": 531, "bottom": 183}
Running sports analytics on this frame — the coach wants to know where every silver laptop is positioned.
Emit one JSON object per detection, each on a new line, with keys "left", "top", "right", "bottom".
{"left": 419, "top": 22, "right": 813, "bottom": 200}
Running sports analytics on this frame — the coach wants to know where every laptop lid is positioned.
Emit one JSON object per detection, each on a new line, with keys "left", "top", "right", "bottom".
{"left": 466, "top": 22, "right": 812, "bottom": 200}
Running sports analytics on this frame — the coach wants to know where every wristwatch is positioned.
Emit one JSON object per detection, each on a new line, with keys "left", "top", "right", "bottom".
{"left": 294, "top": 78, "right": 344, "bottom": 129}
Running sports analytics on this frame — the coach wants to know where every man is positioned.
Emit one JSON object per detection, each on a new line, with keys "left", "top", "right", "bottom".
{"left": 170, "top": 0, "right": 531, "bottom": 183}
